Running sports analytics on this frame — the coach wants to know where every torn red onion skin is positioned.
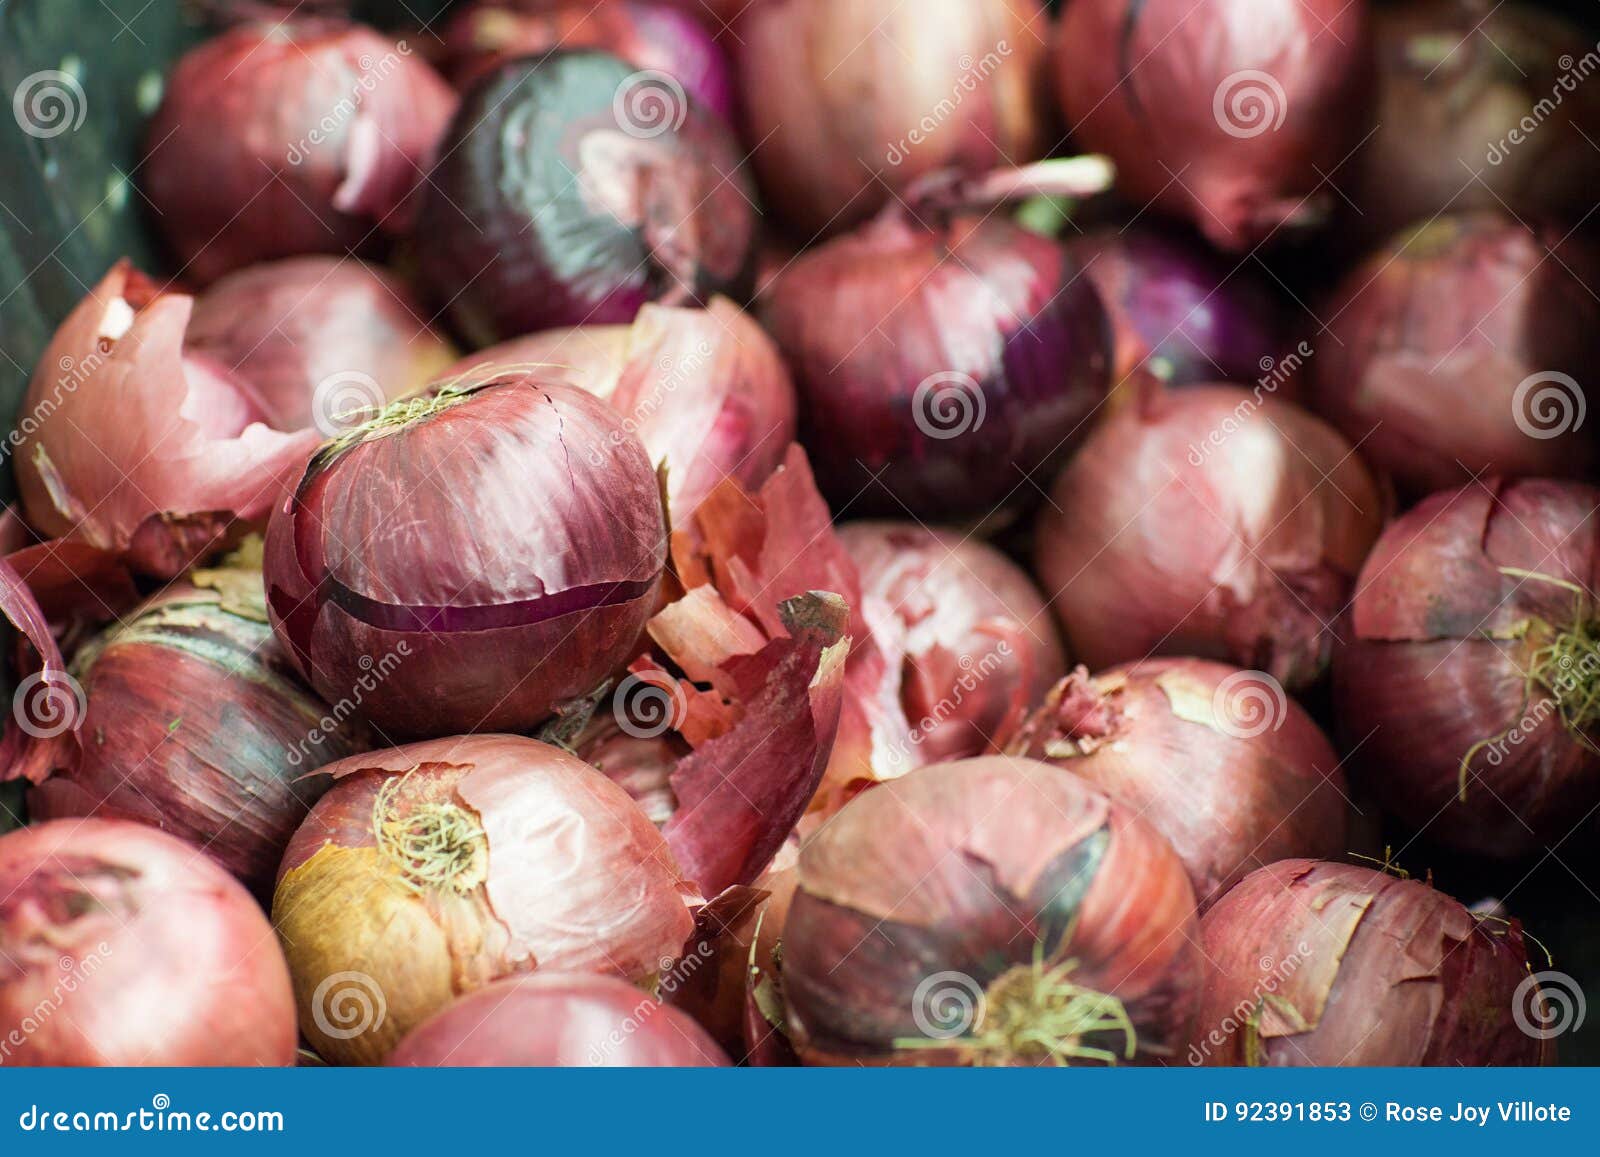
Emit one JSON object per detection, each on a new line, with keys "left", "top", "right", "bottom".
{"left": 1008, "top": 659, "right": 1349, "bottom": 908}
{"left": 143, "top": 18, "right": 456, "bottom": 285}
{"left": 736, "top": 0, "right": 1050, "bottom": 238}
{"left": 387, "top": 972, "right": 729, "bottom": 1066}
{"left": 0, "top": 818, "right": 298, "bottom": 1066}
{"left": 263, "top": 374, "right": 667, "bottom": 739}
{"left": 1192, "top": 860, "right": 1551, "bottom": 1066}
{"left": 416, "top": 50, "right": 756, "bottom": 347}
{"left": 13, "top": 263, "right": 320, "bottom": 581}
{"left": 1055, "top": 0, "right": 1371, "bottom": 251}
{"left": 785, "top": 756, "right": 1204, "bottom": 1066}
{"left": 1306, "top": 215, "right": 1600, "bottom": 499}
{"left": 1034, "top": 383, "right": 1385, "bottom": 691}
{"left": 1334, "top": 478, "right": 1600, "bottom": 859}
{"left": 186, "top": 257, "right": 459, "bottom": 433}
{"left": 0, "top": 556, "right": 80, "bottom": 787}
{"left": 273, "top": 735, "right": 701, "bottom": 1065}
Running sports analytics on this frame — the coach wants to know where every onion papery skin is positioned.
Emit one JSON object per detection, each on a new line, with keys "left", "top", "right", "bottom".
{"left": 388, "top": 971, "right": 728, "bottom": 1066}
{"left": 735, "top": 0, "right": 1049, "bottom": 238}
{"left": 143, "top": 18, "right": 456, "bottom": 285}
{"left": 272, "top": 735, "right": 700, "bottom": 1065}
{"left": 1034, "top": 384, "right": 1384, "bottom": 690}
{"left": 1064, "top": 227, "right": 1285, "bottom": 392}
{"left": 1192, "top": 861, "right": 1550, "bottom": 1066}
{"left": 187, "top": 257, "right": 458, "bottom": 433}
{"left": 1350, "top": 0, "right": 1600, "bottom": 246}
{"left": 416, "top": 50, "right": 756, "bottom": 347}
{"left": 13, "top": 262, "right": 320, "bottom": 580}
{"left": 263, "top": 375, "right": 666, "bottom": 739}
{"left": 448, "top": 298, "right": 796, "bottom": 521}
{"left": 442, "top": 1, "right": 734, "bottom": 122}
{"left": 27, "top": 574, "right": 365, "bottom": 899}
{"left": 0, "top": 555, "right": 80, "bottom": 786}
{"left": 1054, "top": 0, "right": 1371, "bottom": 251}
{"left": 785, "top": 756, "right": 1203, "bottom": 1066}
{"left": 1008, "top": 659, "right": 1348, "bottom": 908}
{"left": 1333, "top": 479, "right": 1600, "bottom": 857}
{"left": 1306, "top": 215, "right": 1600, "bottom": 498}
{"left": 0, "top": 818, "right": 297, "bottom": 1066}
{"left": 762, "top": 208, "right": 1111, "bottom": 518}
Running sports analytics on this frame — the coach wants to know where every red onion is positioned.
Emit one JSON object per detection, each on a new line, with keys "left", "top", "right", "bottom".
{"left": 1055, "top": 0, "right": 1371, "bottom": 250}
{"left": 186, "top": 257, "right": 459, "bottom": 434}
{"left": 1035, "top": 384, "right": 1384, "bottom": 690}
{"left": 387, "top": 971, "right": 728, "bottom": 1066}
{"left": 12, "top": 263, "right": 320, "bottom": 580}
{"left": 1191, "top": 860, "right": 1550, "bottom": 1065}
{"left": 785, "top": 756, "right": 1203, "bottom": 1066}
{"left": 143, "top": 18, "right": 456, "bottom": 284}
{"left": 0, "top": 818, "right": 297, "bottom": 1066}
{"left": 736, "top": 0, "right": 1050, "bottom": 237}
{"left": 1333, "top": 478, "right": 1600, "bottom": 858}
{"left": 1307, "top": 214, "right": 1599, "bottom": 498}
{"left": 263, "top": 374, "right": 666, "bottom": 739}
{"left": 441, "top": 1, "right": 734, "bottom": 122}
{"left": 416, "top": 50, "right": 756, "bottom": 347}
{"left": 761, "top": 172, "right": 1113, "bottom": 517}
{"left": 272, "top": 735, "right": 700, "bottom": 1065}
{"left": 1009, "top": 659, "right": 1348, "bottom": 907}
{"left": 1350, "top": 0, "right": 1600, "bottom": 245}
{"left": 447, "top": 298, "right": 796, "bottom": 521}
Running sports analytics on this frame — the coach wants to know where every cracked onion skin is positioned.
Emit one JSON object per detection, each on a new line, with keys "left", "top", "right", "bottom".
{"left": 416, "top": 50, "right": 757, "bottom": 347}
{"left": 1333, "top": 479, "right": 1600, "bottom": 858}
{"left": 1034, "top": 384, "right": 1384, "bottom": 691}
{"left": 273, "top": 736, "right": 699, "bottom": 1066}
{"left": 1192, "top": 861, "right": 1550, "bottom": 1066}
{"left": 264, "top": 374, "right": 666, "bottom": 739}
{"left": 1009, "top": 659, "right": 1348, "bottom": 908}
{"left": 0, "top": 818, "right": 298, "bottom": 1066}
{"left": 784, "top": 756, "right": 1203, "bottom": 1066}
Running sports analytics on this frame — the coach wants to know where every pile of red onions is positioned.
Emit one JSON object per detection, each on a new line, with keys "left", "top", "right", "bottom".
{"left": 388, "top": 972, "right": 729, "bottom": 1066}
{"left": 1192, "top": 860, "right": 1550, "bottom": 1065}
{"left": 416, "top": 50, "right": 756, "bottom": 346}
{"left": 263, "top": 374, "right": 666, "bottom": 738}
{"left": 186, "top": 257, "right": 458, "bottom": 435}
{"left": 1055, "top": 0, "right": 1371, "bottom": 250}
{"left": 1307, "top": 214, "right": 1600, "bottom": 497}
{"left": 0, "top": 818, "right": 297, "bottom": 1065}
{"left": 272, "top": 735, "right": 701, "bottom": 1065}
{"left": 1010, "top": 659, "right": 1348, "bottom": 907}
{"left": 143, "top": 17, "right": 456, "bottom": 284}
{"left": 1334, "top": 478, "right": 1600, "bottom": 858}
{"left": 784, "top": 756, "right": 1203, "bottom": 1066}
{"left": 1035, "top": 384, "right": 1384, "bottom": 690}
